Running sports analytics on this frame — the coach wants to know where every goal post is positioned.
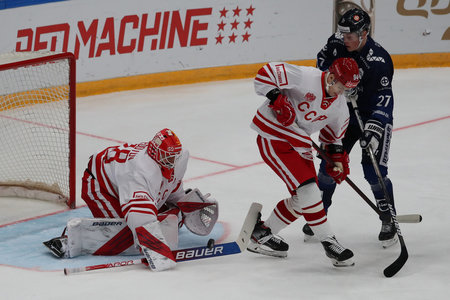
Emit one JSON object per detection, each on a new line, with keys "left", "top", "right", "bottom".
{"left": 0, "top": 52, "right": 76, "bottom": 208}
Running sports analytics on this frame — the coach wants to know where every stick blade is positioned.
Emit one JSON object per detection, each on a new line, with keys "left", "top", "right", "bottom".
{"left": 383, "top": 245, "right": 408, "bottom": 277}
{"left": 236, "top": 202, "right": 262, "bottom": 251}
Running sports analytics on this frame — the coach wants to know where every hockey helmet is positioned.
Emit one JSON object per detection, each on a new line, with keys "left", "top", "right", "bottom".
{"left": 329, "top": 57, "right": 360, "bottom": 89}
{"left": 148, "top": 128, "right": 182, "bottom": 169}
{"left": 337, "top": 8, "right": 371, "bottom": 35}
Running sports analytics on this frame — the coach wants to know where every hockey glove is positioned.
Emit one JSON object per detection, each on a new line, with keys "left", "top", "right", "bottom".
{"left": 324, "top": 144, "right": 349, "bottom": 184}
{"left": 360, "top": 119, "right": 384, "bottom": 155}
{"left": 268, "top": 92, "right": 295, "bottom": 127}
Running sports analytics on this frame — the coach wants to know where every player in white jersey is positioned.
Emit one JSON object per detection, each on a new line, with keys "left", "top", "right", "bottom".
{"left": 247, "top": 58, "right": 360, "bottom": 267}
{"left": 43, "top": 128, "right": 218, "bottom": 271}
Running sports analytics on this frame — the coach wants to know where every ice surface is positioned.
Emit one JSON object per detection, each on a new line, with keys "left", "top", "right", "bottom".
{"left": 0, "top": 68, "right": 449, "bottom": 300}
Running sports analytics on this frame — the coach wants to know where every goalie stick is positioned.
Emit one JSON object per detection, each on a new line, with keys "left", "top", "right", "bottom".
{"left": 64, "top": 202, "right": 262, "bottom": 275}
{"left": 312, "top": 141, "right": 422, "bottom": 223}
{"left": 349, "top": 97, "right": 408, "bottom": 278}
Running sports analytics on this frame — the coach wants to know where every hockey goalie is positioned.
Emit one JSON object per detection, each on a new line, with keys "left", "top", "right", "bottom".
{"left": 43, "top": 128, "right": 219, "bottom": 271}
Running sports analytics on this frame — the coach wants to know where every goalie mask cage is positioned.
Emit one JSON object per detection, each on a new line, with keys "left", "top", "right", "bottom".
{"left": 0, "top": 52, "right": 76, "bottom": 208}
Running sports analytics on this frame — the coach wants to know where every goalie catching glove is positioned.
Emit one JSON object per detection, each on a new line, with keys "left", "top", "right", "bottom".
{"left": 177, "top": 188, "right": 219, "bottom": 236}
{"left": 323, "top": 144, "right": 349, "bottom": 184}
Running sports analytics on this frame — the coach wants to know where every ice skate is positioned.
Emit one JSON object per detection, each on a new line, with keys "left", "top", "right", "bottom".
{"left": 43, "top": 236, "right": 69, "bottom": 258}
{"left": 321, "top": 236, "right": 354, "bottom": 267}
{"left": 247, "top": 214, "right": 289, "bottom": 258}
{"left": 302, "top": 223, "right": 316, "bottom": 242}
{"left": 379, "top": 220, "right": 398, "bottom": 248}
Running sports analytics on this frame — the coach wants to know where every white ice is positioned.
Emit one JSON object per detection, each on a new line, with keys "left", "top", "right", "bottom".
{"left": 1, "top": 67, "right": 449, "bottom": 300}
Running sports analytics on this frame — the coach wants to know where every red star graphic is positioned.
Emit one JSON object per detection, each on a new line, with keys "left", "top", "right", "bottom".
{"left": 217, "top": 21, "right": 226, "bottom": 31}
{"left": 219, "top": 7, "right": 228, "bottom": 18}
{"left": 233, "top": 6, "right": 241, "bottom": 17}
{"left": 228, "top": 33, "right": 237, "bottom": 43}
{"left": 230, "top": 19, "right": 239, "bottom": 30}
{"left": 244, "top": 18, "right": 253, "bottom": 29}
{"left": 216, "top": 34, "right": 224, "bottom": 44}
{"left": 242, "top": 32, "right": 251, "bottom": 42}
{"left": 246, "top": 5, "right": 255, "bottom": 16}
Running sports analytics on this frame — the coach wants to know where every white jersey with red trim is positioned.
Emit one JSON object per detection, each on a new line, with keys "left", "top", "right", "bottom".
{"left": 251, "top": 62, "right": 349, "bottom": 159}
{"left": 89, "top": 142, "right": 188, "bottom": 225}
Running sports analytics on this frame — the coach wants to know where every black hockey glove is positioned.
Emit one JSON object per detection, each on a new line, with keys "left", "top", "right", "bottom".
{"left": 360, "top": 119, "right": 384, "bottom": 155}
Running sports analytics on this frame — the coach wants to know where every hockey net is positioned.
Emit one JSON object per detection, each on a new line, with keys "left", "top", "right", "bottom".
{"left": 0, "top": 52, "right": 76, "bottom": 208}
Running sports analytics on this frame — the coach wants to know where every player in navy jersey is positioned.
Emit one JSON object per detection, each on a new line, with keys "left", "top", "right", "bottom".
{"left": 302, "top": 8, "right": 398, "bottom": 248}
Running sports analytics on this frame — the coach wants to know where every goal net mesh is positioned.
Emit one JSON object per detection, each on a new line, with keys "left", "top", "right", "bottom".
{"left": 0, "top": 52, "right": 75, "bottom": 207}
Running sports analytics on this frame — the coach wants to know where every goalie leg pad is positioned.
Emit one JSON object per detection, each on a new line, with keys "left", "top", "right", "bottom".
{"left": 136, "top": 222, "right": 176, "bottom": 271}
{"left": 57, "top": 216, "right": 179, "bottom": 258}
{"left": 65, "top": 218, "right": 137, "bottom": 257}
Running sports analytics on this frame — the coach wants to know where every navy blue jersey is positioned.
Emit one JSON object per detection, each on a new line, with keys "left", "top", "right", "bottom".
{"left": 317, "top": 33, "right": 394, "bottom": 126}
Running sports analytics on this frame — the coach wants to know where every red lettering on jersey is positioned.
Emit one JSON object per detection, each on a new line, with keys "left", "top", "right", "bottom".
{"left": 274, "top": 64, "right": 288, "bottom": 86}
{"left": 299, "top": 102, "right": 328, "bottom": 122}
{"left": 304, "top": 111, "right": 317, "bottom": 121}
{"left": 298, "top": 101, "right": 310, "bottom": 111}
{"left": 311, "top": 115, "right": 328, "bottom": 122}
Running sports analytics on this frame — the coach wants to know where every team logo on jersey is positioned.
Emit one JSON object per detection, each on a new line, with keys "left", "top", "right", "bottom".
{"left": 274, "top": 64, "right": 288, "bottom": 86}
{"left": 380, "top": 76, "right": 390, "bottom": 86}
{"left": 304, "top": 92, "right": 316, "bottom": 101}
{"left": 366, "top": 48, "right": 385, "bottom": 63}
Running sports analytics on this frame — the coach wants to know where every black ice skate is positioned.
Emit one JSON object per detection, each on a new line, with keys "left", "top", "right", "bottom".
{"left": 321, "top": 236, "right": 354, "bottom": 267}
{"left": 43, "top": 236, "right": 68, "bottom": 258}
{"left": 247, "top": 214, "right": 289, "bottom": 258}
{"left": 378, "top": 220, "right": 398, "bottom": 248}
{"left": 302, "top": 223, "right": 315, "bottom": 242}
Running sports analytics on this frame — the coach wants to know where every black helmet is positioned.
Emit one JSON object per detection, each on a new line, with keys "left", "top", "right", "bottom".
{"left": 338, "top": 8, "right": 371, "bottom": 35}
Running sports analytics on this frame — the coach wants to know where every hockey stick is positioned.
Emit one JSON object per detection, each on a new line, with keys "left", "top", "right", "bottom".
{"left": 349, "top": 97, "right": 408, "bottom": 278}
{"left": 312, "top": 142, "right": 421, "bottom": 223}
{"left": 64, "top": 202, "right": 262, "bottom": 275}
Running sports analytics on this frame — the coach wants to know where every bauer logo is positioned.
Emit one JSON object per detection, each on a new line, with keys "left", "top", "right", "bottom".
{"left": 92, "top": 221, "right": 123, "bottom": 226}
{"left": 175, "top": 245, "right": 224, "bottom": 261}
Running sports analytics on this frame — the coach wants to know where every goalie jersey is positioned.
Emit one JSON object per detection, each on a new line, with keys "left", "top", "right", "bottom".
{"left": 86, "top": 142, "right": 188, "bottom": 225}
{"left": 251, "top": 62, "right": 350, "bottom": 160}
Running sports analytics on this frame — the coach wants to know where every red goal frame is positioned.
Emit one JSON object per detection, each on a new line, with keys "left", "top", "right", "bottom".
{"left": 0, "top": 52, "right": 76, "bottom": 208}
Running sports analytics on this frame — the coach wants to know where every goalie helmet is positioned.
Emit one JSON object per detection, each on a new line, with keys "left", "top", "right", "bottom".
{"left": 148, "top": 128, "right": 182, "bottom": 169}
{"left": 329, "top": 57, "right": 360, "bottom": 89}
{"left": 338, "top": 8, "right": 371, "bottom": 35}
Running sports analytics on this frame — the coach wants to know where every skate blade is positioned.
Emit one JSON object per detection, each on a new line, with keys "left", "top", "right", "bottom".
{"left": 381, "top": 234, "right": 399, "bottom": 248}
{"left": 247, "top": 243, "right": 287, "bottom": 258}
{"left": 331, "top": 258, "right": 355, "bottom": 267}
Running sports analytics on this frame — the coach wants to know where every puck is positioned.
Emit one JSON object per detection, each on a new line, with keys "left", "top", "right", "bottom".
{"left": 207, "top": 238, "right": 215, "bottom": 249}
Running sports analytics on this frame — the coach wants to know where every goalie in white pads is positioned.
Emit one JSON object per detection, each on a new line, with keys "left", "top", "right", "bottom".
{"left": 43, "top": 128, "right": 218, "bottom": 272}
{"left": 248, "top": 58, "right": 360, "bottom": 267}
